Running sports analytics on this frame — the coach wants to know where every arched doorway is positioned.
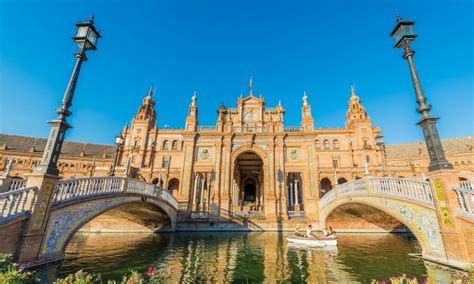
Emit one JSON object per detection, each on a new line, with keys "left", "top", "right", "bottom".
{"left": 167, "top": 178, "right": 180, "bottom": 197}
{"left": 320, "top": 178, "right": 332, "bottom": 198}
{"left": 232, "top": 151, "right": 264, "bottom": 211}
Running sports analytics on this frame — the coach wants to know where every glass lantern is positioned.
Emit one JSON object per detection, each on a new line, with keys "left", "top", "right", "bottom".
{"left": 390, "top": 18, "right": 417, "bottom": 48}
{"left": 73, "top": 18, "right": 101, "bottom": 51}
{"left": 115, "top": 134, "right": 124, "bottom": 146}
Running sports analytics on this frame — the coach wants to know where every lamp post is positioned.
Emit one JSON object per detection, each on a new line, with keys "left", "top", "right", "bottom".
{"left": 33, "top": 16, "right": 101, "bottom": 176}
{"left": 375, "top": 135, "right": 388, "bottom": 176}
{"left": 390, "top": 15, "right": 452, "bottom": 172}
{"left": 111, "top": 133, "right": 124, "bottom": 176}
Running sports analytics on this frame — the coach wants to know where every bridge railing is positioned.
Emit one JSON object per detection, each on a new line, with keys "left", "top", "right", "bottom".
{"left": 0, "top": 186, "right": 38, "bottom": 221}
{"left": 452, "top": 180, "right": 474, "bottom": 219}
{"left": 319, "top": 177, "right": 434, "bottom": 208}
{"left": 8, "top": 179, "right": 27, "bottom": 191}
{"left": 54, "top": 176, "right": 124, "bottom": 203}
{"left": 53, "top": 177, "right": 178, "bottom": 210}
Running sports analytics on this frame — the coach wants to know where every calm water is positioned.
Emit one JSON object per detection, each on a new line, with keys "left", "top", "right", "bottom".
{"left": 39, "top": 232, "right": 457, "bottom": 283}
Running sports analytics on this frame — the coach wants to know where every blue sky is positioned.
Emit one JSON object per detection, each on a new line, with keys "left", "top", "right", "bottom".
{"left": 0, "top": 0, "right": 472, "bottom": 145}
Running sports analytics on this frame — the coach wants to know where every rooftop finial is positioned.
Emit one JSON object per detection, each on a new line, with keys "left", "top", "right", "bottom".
{"left": 147, "top": 85, "right": 153, "bottom": 99}
{"left": 191, "top": 91, "right": 197, "bottom": 106}
{"left": 278, "top": 100, "right": 282, "bottom": 107}
{"left": 303, "top": 91, "right": 308, "bottom": 106}
{"left": 396, "top": 12, "right": 402, "bottom": 23}
{"left": 351, "top": 84, "right": 357, "bottom": 98}
{"left": 89, "top": 14, "right": 95, "bottom": 23}
{"left": 249, "top": 76, "right": 253, "bottom": 95}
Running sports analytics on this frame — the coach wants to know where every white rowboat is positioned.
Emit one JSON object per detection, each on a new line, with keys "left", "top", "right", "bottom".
{"left": 286, "top": 235, "right": 338, "bottom": 247}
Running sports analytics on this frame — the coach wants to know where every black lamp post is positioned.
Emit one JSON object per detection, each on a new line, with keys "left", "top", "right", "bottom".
{"left": 111, "top": 133, "right": 124, "bottom": 176}
{"left": 375, "top": 135, "right": 388, "bottom": 176}
{"left": 390, "top": 15, "right": 453, "bottom": 172}
{"left": 34, "top": 16, "right": 101, "bottom": 176}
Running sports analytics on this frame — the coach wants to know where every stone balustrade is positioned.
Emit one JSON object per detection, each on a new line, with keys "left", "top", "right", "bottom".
{"left": 52, "top": 176, "right": 178, "bottom": 209}
{"left": 8, "top": 179, "right": 26, "bottom": 191}
{"left": 452, "top": 180, "right": 474, "bottom": 219}
{"left": 0, "top": 186, "right": 38, "bottom": 221}
{"left": 0, "top": 176, "right": 180, "bottom": 219}
{"left": 319, "top": 177, "right": 434, "bottom": 209}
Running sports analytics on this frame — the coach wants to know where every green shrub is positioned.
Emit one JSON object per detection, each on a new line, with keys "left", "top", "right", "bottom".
{"left": 0, "top": 253, "right": 38, "bottom": 284}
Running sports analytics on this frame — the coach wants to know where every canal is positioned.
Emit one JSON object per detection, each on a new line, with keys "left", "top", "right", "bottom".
{"left": 40, "top": 232, "right": 457, "bottom": 283}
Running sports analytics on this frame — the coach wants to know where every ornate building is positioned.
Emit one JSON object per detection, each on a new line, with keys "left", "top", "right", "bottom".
{"left": 1, "top": 81, "right": 473, "bottom": 222}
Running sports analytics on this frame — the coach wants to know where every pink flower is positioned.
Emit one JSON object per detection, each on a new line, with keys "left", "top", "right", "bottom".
{"left": 147, "top": 266, "right": 156, "bottom": 275}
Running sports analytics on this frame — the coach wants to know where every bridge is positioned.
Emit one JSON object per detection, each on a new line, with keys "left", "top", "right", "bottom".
{"left": 0, "top": 176, "right": 178, "bottom": 264}
{"left": 0, "top": 174, "right": 472, "bottom": 269}
{"left": 318, "top": 176, "right": 473, "bottom": 269}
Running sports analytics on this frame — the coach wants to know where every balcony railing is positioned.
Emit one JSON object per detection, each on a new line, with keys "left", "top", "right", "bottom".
{"left": 284, "top": 126, "right": 302, "bottom": 132}
{"left": 190, "top": 211, "right": 209, "bottom": 219}
{"left": 233, "top": 210, "right": 265, "bottom": 219}
{"left": 197, "top": 126, "right": 217, "bottom": 132}
{"left": 288, "top": 211, "right": 305, "bottom": 219}
{"left": 232, "top": 126, "right": 266, "bottom": 133}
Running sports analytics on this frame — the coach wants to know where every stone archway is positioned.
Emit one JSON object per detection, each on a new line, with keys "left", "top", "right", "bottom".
{"left": 231, "top": 150, "right": 265, "bottom": 211}
{"left": 320, "top": 197, "right": 445, "bottom": 263}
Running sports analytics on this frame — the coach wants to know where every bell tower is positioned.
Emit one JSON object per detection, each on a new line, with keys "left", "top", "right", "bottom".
{"left": 346, "top": 85, "right": 369, "bottom": 128}
{"left": 122, "top": 87, "right": 157, "bottom": 169}
{"left": 301, "top": 91, "right": 314, "bottom": 132}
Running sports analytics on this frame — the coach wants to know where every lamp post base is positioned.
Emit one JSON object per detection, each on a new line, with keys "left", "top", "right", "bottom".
{"left": 428, "top": 161, "right": 454, "bottom": 172}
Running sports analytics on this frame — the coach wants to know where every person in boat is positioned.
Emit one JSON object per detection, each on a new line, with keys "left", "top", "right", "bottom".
{"left": 322, "top": 226, "right": 334, "bottom": 237}
{"left": 306, "top": 224, "right": 315, "bottom": 238}
{"left": 294, "top": 226, "right": 304, "bottom": 237}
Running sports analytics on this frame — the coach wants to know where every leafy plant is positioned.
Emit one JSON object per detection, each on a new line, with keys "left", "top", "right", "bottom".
{"left": 0, "top": 253, "right": 38, "bottom": 284}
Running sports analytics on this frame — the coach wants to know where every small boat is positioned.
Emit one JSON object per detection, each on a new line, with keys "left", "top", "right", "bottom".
{"left": 286, "top": 235, "right": 338, "bottom": 247}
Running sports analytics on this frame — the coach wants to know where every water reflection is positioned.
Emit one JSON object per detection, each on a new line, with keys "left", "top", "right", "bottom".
{"left": 40, "top": 232, "right": 457, "bottom": 283}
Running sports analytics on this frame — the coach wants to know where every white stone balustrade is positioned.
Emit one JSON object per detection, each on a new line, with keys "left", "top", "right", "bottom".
{"left": 319, "top": 177, "right": 434, "bottom": 209}
{"left": 0, "top": 186, "right": 38, "bottom": 221}
{"left": 8, "top": 179, "right": 27, "bottom": 191}
{"left": 53, "top": 177, "right": 178, "bottom": 209}
{"left": 452, "top": 180, "right": 474, "bottom": 219}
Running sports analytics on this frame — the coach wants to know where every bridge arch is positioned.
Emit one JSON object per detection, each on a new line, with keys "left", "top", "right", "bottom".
{"left": 40, "top": 194, "right": 177, "bottom": 262}
{"left": 318, "top": 177, "right": 446, "bottom": 263}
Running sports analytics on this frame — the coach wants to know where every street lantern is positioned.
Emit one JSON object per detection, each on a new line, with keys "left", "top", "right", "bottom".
{"left": 115, "top": 133, "right": 124, "bottom": 146}
{"left": 111, "top": 133, "right": 124, "bottom": 176}
{"left": 33, "top": 16, "right": 101, "bottom": 176}
{"left": 390, "top": 16, "right": 416, "bottom": 48}
{"left": 390, "top": 15, "right": 453, "bottom": 172}
{"left": 375, "top": 135, "right": 384, "bottom": 147}
{"left": 73, "top": 16, "right": 101, "bottom": 51}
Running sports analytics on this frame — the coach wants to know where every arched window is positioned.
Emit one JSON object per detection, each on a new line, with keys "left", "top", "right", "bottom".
{"left": 315, "top": 140, "right": 321, "bottom": 150}
{"left": 168, "top": 178, "right": 180, "bottom": 197}
{"left": 162, "top": 140, "right": 169, "bottom": 150}
{"left": 172, "top": 140, "right": 178, "bottom": 150}
{"left": 337, "top": 177, "right": 348, "bottom": 184}
{"left": 323, "top": 140, "right": 329, "bottom": 150}
{"left": 333, "top": 140, "right": 339, "bottom": 150}
{"left": 320, "top": 178, "right": 332, "bottom": 198}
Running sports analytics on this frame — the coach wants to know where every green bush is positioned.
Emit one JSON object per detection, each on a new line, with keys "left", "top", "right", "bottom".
{"left": 0, "top": 253, "right": 38, "bottom": 284}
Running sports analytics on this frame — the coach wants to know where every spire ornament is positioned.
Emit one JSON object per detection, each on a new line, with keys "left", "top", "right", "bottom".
{"left": 303, "top": 91, "right": 308, "bottom": 106}
{"left": 249, "top": 76, "right": 253, "bottom": 96}
{"left": 191, "top": 91, "right": 197, "bottom": 106}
